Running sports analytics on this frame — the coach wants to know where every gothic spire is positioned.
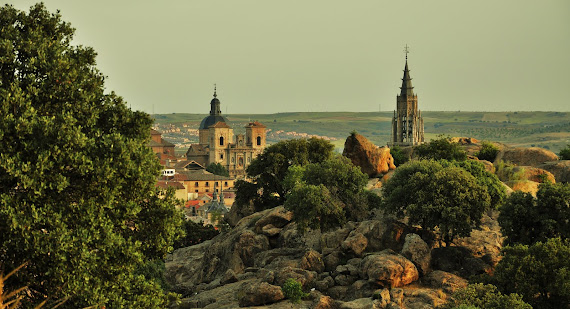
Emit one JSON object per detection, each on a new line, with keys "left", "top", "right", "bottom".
{"left": 400, "top": 58, "right": 414, "bottom": 97}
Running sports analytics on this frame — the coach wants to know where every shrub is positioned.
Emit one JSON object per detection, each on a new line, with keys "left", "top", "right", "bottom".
{"left": 390, "top": 145, "right": 409, "bottom": 166}
{"left": 476, "top": 141, "right": 500, "bottom": 162}
{"left": 498, "top": 182, "right": 570, "bottom": 245}
{"left": 281, "top": 278, "right": 308, "bottom": 304}
{"left": 206, "top": 163, "right": 230, "bottom": 177}
{"left": 493, "top": 238, "right": 570, "bottom": 308}
{"left": 443, "top": 283, "right": 531, "bottom": 309}
{"left": 414, "top": 135, "right": 467, "bottom": 161}
{"left": 382, "top": 160, "right": 490, "bottom": 245}
{"left": 559, "top": 144, "right": 570, "bottom": 160}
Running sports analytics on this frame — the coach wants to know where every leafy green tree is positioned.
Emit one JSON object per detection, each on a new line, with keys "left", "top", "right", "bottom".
{"left": 443, "top": 283, "right": 531, "bottom": 309}
{"left": 206, "top": 162, "right": 230, "bottom": 177}
{"left": 560, "top": 144, "right": 570, "bottom": 160}
{"left": 493, "top": 238, "right": 570, "bottom": 309}
{"left": 0, "top": 4, "right": 182, "bottom": 308}
{"left": 236, "top": 138, "right": 334, "bottom": 210}
{"left": 284, "top": 155, "right": 372, "bottom": 232}
{"left": 382, "top": 160, "right": 490, "bottom": 245}
{"left": 442, "top": 160, "right": 506, "bottom": 208}
{"left": 476, "top": 141, "right": 500, "bottom": 162}
{"left": 390, "top": 145, "right": 409, "bottom": 166}
{"left": 498, "top": 182, "right": 570, "bottom": 246}
{"left": 414, "top": 135, "right": 467, "bottom": 161}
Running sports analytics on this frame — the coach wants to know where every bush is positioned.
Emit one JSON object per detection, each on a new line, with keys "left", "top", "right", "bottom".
{"left": 414, "top": 135, "right": 467, "bottom": 161}
{"left": 443, "top": 283, "right": 531, "bottom": 309}
{"left": 281, "top": 278, "right": 308, "bottom": 304}
{"left": 559, "top": 144, "right": 570, "bottom": 160}
{"left": 493, "top": 238, "right": 570, "bottom": 308}
{"left": 476, "top": 141, "right": 500, "bottom": 162}
{"left": 390, "top": 145, "right": 409, "bottom": 166}
{"left": 173, "top": 220, "right": 219, "bottom": 249}
{"left": 206, "top": 163, "right": 230, "bottom": 177}
{"left": 382, "top": 160, "right": 490, "bottom": 245}
{"left": 284, "top": 155, "right": 371, "bottom": 232}
{"left": 498, "top": 182, "right": 570, "bottom": 246}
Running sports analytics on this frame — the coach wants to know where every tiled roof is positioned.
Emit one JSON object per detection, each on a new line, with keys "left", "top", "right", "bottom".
{"left": 151, "top": 129, "right": 161, "bottom": 135}
{"left": 245, "top": 121, "right": 266, "bottom": 128}
{"left": 178, "top": 170, "right": 232, "bottom": 181}
{"left": 156, "top": 181, "right": 185, "bottom": 190}
{"left": 186, "top": 144, "right": 209, "bottom": 156}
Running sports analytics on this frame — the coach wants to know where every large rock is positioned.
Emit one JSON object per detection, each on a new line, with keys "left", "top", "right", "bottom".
{"left": 400, "top": 234, "right": 431, "bottom": 275}
{"left": 495, "top": 147, "right": 559, "bottom": 167}
{"left": 505, "top": 180, "right": 540, "bottom": 196}
{"left": 512, "top": 166, "right": 556, "bottom": 183}
{"left": 539, "top": 160, "right": 570, "bottom": 183}
{"left": 342, "top": 232, "right": 368, "bottom": 256}
{"left": 361, "top": 250, "right": 419, "bottom": 288}
{"left": 301, "top": 249, "right": 325, "bottom": 273}
{"left": 343, "top": 133, "right": 396, "bottom": 177}
{"left": 237, "top": 281, "right": 284, "bottom": 307}
{"left": 254, "top": 206, "right": 294, "bottom": 234}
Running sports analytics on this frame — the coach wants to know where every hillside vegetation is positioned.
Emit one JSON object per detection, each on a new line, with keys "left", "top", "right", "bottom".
{"left": 153, "top": 111, "right": 570, "bottom": 153}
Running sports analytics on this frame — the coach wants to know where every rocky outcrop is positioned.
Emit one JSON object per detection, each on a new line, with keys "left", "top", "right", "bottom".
{"left": 167, "top": 202, "right": 506, "bottom": 308}
{"left": 343, "top": 133, "right": 396, "bottom": 177}
{"left": 237, "top": 281, "right": 284, "bottom": 307}
{"left": 361, "top": 250, "right": 419, "bottom": 288}
{"left": 495, "top": 147, "right": 559, "bottom": 167}
{"left": 511, "top": 166, "right": 556, "bottom": 183}
{"left": 539, "top": 160, "right": 570, "bottom": 183}
{"left": 505, "top": 180, "right": 540, "bottom": 196}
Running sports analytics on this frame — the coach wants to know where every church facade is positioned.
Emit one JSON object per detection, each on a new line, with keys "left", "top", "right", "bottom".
{"left": 185, "top": 88, "right": 267, "bottom": 177}
{"left": 388, "top": 54, "right": 425, "bottom": 147}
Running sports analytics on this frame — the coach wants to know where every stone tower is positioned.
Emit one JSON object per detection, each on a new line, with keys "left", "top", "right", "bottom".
{"left": 389, "top": 51, "right": 424, "bottom": 147}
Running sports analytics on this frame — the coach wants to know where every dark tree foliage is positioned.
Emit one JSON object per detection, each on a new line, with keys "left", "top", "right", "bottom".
{"left": 206, "top": 162, "right": 230, "bottom": 177}
{"left": 493, "top": 238, "right": 570, "bottom": 309}
{"left": 443, "top": 283, "right": 531, "bottom": 309}
{"left": 476, "top": 141, "right": 500, "bottom": 162}
{"left": 284, "top": 155, "right": 372, "bottom": 232}
{"left": 414, "top": 135, "right": 467, "bottom": 161}
{"left": 560, "top": 144, "right": 570, "bottom": 160}
{"left": 498, "top": 182, "right": 570, "bottom": 246}
{"left": 390, "top": 145, "right": 409, "bottom": 167}
{"left": 173, "top": 220, "right": 219, "bottom": 249}
{"left": 236, "top": 138, "right": 334, "bottom": 210}
{"left": 382, "top": 160, "right": 490, "bottom": 245}
{"left": 442, "top": 160, "right": 506, "bottom": 209}
{"left": 0, "top": 4, "right": 183, "bottom": 308}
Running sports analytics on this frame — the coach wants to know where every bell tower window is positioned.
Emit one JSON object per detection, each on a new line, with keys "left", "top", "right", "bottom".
{"left": 219, "top": 136, "right": 224, "bottom": 146}
{"left": 256, "top": 136, "right": 261, "bottom": 146}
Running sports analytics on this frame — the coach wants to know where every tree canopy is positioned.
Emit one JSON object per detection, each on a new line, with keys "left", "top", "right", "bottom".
{"left": 284, "top": 155, "right": 375, "bottom": 232}
{"left": 382, "top": 160, "right": 490, "bottom": 245}
{"left": 414, "top": 135, "right": 467, "bottom": 161}
{"left": 0, "top": 4, "right": 182, "bottom": 308}
{"left": 235, "top": 137, "right": 334, "bottom": 210}
{"left": 493, "top": 238, "right": 570, "bottom": 309}
{"left": 498, "top": 182, "right": 570, "bottom": 246}
{"left": 206, "top": 162, "right": 230, "bottom": 177}
{"left": 443, "top": 283, "right": 531, "bottom": 309}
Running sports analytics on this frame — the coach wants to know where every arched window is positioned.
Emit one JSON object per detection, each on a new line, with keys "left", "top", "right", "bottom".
{"left": 219, "top": 136, "right": 224, "bottom": 146}
{"left": 238, "top": 157, "right": 244, "bottom": 167}
{"left": 256, "top": 136, "right": 261, "bottom": 146}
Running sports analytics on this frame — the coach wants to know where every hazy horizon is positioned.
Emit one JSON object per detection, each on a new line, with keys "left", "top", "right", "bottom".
{"left": 7, "top": 1, "right": 570, "bottom": 114}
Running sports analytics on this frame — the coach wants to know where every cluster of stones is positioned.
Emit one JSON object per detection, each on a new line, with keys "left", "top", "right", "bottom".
{"left": 166, "top": 203, "right": 503, "bottom": 308}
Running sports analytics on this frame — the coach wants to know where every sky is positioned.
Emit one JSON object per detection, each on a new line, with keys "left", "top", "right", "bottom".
{"left": 6, "top": 0, "right": 570, "bottom": 114}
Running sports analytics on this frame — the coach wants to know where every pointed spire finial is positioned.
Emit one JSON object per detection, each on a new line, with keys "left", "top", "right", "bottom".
{"left": 404, "top": 44, "right": 410, "bottom": 61}
{"left": 213, "top": 83, "right": 217, "bottom": 98}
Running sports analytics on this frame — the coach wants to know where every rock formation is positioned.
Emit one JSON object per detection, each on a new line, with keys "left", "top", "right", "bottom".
{"left": 166, "top": 205, "right": 502, "bottom": 308}
{"left": 343, "top": 133, "right": 396, "bottom": 177}
{"left": 494, "top": 146, "right": 559, "bottom": 167}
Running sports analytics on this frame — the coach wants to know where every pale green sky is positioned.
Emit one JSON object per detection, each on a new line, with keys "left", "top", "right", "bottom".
{"left": 6, "top": 0, "right": 570, "bottom": 114}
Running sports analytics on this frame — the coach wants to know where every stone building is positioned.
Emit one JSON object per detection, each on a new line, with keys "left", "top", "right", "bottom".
{"left": 185, "top": 88, "right": 267, "bottom": 177}
{"left": 389, "top": 54, "right": 425, "bottom": 147}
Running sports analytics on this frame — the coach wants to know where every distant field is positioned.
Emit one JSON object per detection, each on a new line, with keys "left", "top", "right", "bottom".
{"left": 154, "top": 111, "right": 570, "bottom": 154}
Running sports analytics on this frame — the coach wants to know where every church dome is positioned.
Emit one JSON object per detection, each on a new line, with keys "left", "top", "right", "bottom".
{"left": 199, "top": 115, "right": 229, "bottom": 130}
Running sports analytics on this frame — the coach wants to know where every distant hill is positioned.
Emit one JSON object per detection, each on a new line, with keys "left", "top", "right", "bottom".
{"left": 153, "top": 111, "right": 570, "bottom": 154}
